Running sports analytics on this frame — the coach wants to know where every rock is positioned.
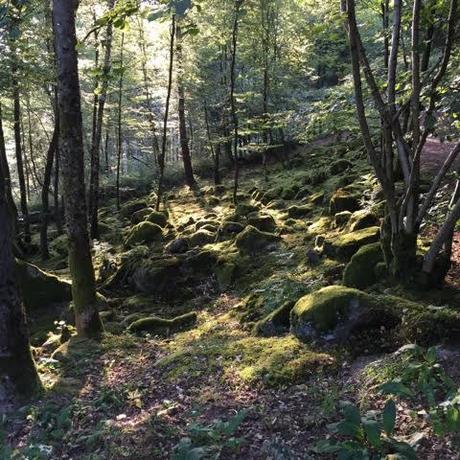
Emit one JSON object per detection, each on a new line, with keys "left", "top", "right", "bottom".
{"left": 120, "top": 200, "right": 148, "bottom": 218}
{"left": 215, "top": 259, "right": 238, "bottom": 290}
{"left": 310, "top": 192, "right": 325, "bottom": 206}
{"left": 236, "top": 202, "right": 259, "bottom": 216}
{"left": 349, "top": 210, "right": 380, "bottom": 231}
{"left": 306, "top": 249, "right": 321, "bottom": 266}
{"left": 343, "top": 242, "right": 384, "bottom": 289}
{"left": 329, "top": 189, "right": 361, "bottom": 214}
{"left": 235, "top": 225, "right": 280, "bottom": 254}
{"left": 189, "top": 229, "right": 215, "bottom": 247}
{"left": 214, "top": 185, "right": 226, "bottom": 196}
{"left": 329, "top": 159, "right": 353, "bottom": 175}
{"left": 217, "top": 221, "right": 245, "bottom": 241}
{"left": 334, "top": 211, "right": 352, "bottom": 228}
{"left": 323, "top": 226, "right": 380, "bottom": 261}
{"left": 247, "top": 213, "right": 277, "bottom": 233}
{"left": 124, "top": 222, "right": 163, "bottom": 247}
{"left": 266, "top": 199, "right": 287, "bottom": 210}
{"left": 165, "top": 237, "right": 189, "bottom": 254}
{"left": 195, "top": 220, "right": 219, "bottom": 231}
{"left": 253, "top": 301, "right": 294, "bottom": 337}
{"left": 207, "top": 196, "right": 220, "bottom": 206}
{"left": 287, "top": 205, "right": 313, "bottom": 219}
{"left": 15, "top": 260, "right": 72, "bottom": 310}
{"left": 131, "top": 207, "right": 154, "bottom": 224}
{"left": 290, "top": 285, "right": 396, "bottom": 343}
{"left": 182, "top": 249, "right": 218, "bottom": 273}
{"left": 145, "top": 211, "right": 168, "bottom": 228}
{"left": 132, "top": 257, "right": 182, "bottom": 294}
{"left": 294, "top": 186, "right": 311, "bottom": 201}
{"left": 127, "top": 312, "right": 197, "bottom": 335}
{"left": 280, "top": 184, "right": 299, "bottom": 200}
{"left": 49, "top": 234, "right": 69, "bottom": 258}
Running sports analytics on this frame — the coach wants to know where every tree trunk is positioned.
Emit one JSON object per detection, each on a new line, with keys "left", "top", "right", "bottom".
{"left": 12, "top": 66, "right": 30, "bottom": 244}
{"left": 156, "top": 14, "right": 176, "bottom": 211}
{"left": 204, "top": 103, "right": 220, "bottom": 185}
{"left": 176, "top": 25, "right": 196, "bottom": 188}
{"left": 0, "top": 145, "right": 40, "bottom": 403}
{"left": 53, "top": 0, "right": 103, "bottom": 338}
{"left": 88, "top": 0, "right": 115, "bottom": 240}
{"left": 116, "top": 32, "right": 125, "bottom": 211}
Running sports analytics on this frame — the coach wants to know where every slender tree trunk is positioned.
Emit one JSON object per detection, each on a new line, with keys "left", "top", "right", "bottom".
{"left": 204, "top": 102, "right": 220, "bottom": 185}
{"left": 40, "top": 117, "right": 58, "bottom": 260}
{"left": 53, "top": 0, "right": 103, "bottom": 338}
{"left": 116, "top": 32, "right": 125, "bottom": 211}
{"left": 12, "top": 67, "right": 30, "bottom": 244}
{"left": 89, "top": 0, "right": 115, "bottom": 240}
{"left": 0, "top": 138, "right": 40, "bottom": 403}
{"left": 176, "top": 24, "right": 196, "bottom": 188}
{"left": 156, "top": 14, "right": 176, "bottom": 211}
{"left": 54, "top": 146, "right": 63, "bottom": 235}
{"left": 231, "top": 1, "right": 244, "bottom": 204}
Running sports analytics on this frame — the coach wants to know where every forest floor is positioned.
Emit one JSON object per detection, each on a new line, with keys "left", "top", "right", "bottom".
{"left": 3, "top": 137, "right": 460, "bottom": 459}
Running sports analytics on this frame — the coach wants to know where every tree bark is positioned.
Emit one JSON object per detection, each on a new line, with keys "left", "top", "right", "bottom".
{"left": 0, "top": 142, "right": 40, "bottom": 403}
{"left": 116, "top": 32, "right": 125, "bottom": 211}
{"left": 53, "top": 0, "right": 103, "bottom": 338}
{"left": 176, "top": 24, "right": 196, "bottom": 188}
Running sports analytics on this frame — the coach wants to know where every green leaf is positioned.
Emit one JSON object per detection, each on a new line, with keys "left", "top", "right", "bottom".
{"left": 382, "top": 399, "right": 396, "bottom": 436}
{"left": 362, "top": 419, "right": 381, "bottom": 449}
{"left": 379, "top": 381, "right": 413, "bottom": 398}
{"left": 340, "top": 401, "right": 361, "bottom": 425}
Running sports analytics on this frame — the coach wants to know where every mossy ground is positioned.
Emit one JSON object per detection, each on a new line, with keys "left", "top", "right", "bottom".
{"left": 7, "top": 140, "right": 460, "bottom": 459}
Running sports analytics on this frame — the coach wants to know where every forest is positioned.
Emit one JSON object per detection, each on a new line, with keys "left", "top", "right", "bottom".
{"left": 0, "top": 0, "right": 460, "bottom": 458}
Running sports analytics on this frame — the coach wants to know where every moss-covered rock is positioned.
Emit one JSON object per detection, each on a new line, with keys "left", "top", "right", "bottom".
{"left": 207, "top": 196, "right": 220, "bottom": 206}
{"left": 310, "top": 192, "right": 325, "bottom": 206}
{"left": 127, "top": 312, "right": 197, "bottom": 336}
{"left": 291, "top": 285, "right": 396, "bottom": 343}
{"left": 195, "top": 220, "right": 220, "bottom": 232}
{"left": 294, "top": 186, "right": 311, "bottom": 201}
{"left": 189, "top": 229, "right": 215, "bottom": 247}
{"left": 124, "top": 222, "right": 163, "bottom": 247}
{"left": 49, "top": 234, "right": 69, "bottom": 258}
{"left": 253, "top": 301, "right": 294, "bottom": 337}
{"left": 349, "top": 210, "right": 380, "bottom": 232}
{"left": 236, "top": 202, "right": 259, "bottom": 216}
{"left": 131, "top": 207, "right": 154, "bottom": 224}
{"left": 120, "top": 200, "right": 148, "bottom": 218}
{"left": 329, "top": 189, "right": 361, "bottom": 214}
{"left": 287, "top": 204, "right": 314, "bottom": 219}
{"left": 343, "top": 242, "right": 384, "bottom": 289}
{"left": 146, "top": 211, "right": 168, "bottom": 228}
{"left": 216, "top": 221, "right": 245, "bottom": 241}
{"left": 15, "top": 260, "right": 72, "bottom": 310}
{"left": 247, "top": 213, "right": 277, "bottom": 233}
{"left": 266, "top": 199, "right": 287, "bottom": 210}
{"left": 165, "top": 237, "right": 189, "bottom": 254}
{"left": 334, "top": 211, "right": 352, "bottom": 228}
{"left": 235, "top": 225, "right": 280, "bottom": 254}
{"left": 323, "top": 226, "right": 380, "bottom": 261}
{"left": 132, "top": 257, "right": 182, "bottom": 294}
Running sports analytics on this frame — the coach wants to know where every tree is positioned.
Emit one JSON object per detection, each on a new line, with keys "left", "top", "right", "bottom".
{"left": 53, "top": 0, "right": 103, "bottom": 337}
{"left": 345, "top": 0, "right": 460, "bottom": 285}
{"left": 0, "top": 136, "right": 40, "bottom": 403}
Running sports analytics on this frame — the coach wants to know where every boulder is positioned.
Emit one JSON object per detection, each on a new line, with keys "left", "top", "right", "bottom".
{"left": 195, "top": 220, "right": 219, "bottom": 232}
{"left": 266, "top": 199, "right": 287, "bottom": 210}
{"left": 323, "top": 226, "right": 380, "bottom": 261}
{"left": 189, "top": 229, "right": 215, "bottom": 247}
{"left": 165, "top": 237, "right": 189, "bottom": 254}
{"left": 207, "top": 196, "right": 220, "bottom": 206}
{"left": 294, "top": 186, "right": 311, "bottom": 201}
{"left": 334, "top": 211, "right": 352, "bottom": 228}
{"left": 310, "top": 192, "right": 325, "bottom": 206}
{"left": 49, "top": 234, "right": 69, "bottom": 258}
{"left": 15, "top": 260, "right": 72, "bottom": 310}
{"left": 120, "top": 200, "right": 148, "bottom": 218}
{"left": 217, "top": 221, "right": 245, "bottom": 241}
{"left": 343, "top": 242, "right": 384, "bottom": 289}
{"left": 253, "top": 301, "right": 294, "bottom": 337}
{"left": 235, "top": 225, "right": 280, "bottom": 254}
{"left": 236, "top": 202, "right": 259, "bottom": 216}
{"left": 329, "top": 159, "right": 353, "bottom": 175}
{"left": 329, "top": 189, "right": 361, "bottom": 214}
{"left": 287, "top": 205, "right": 314, "bottom": 219}
{"left": 132, "top": 257, "right": 182, "bottom": 294}
{"left": 146, "top": 211, "right": 168, "bottom": 228}
{"left": 127, "top": 312, "right": 197, "bottom": 336}
{"left": 124, "top": 222, "right": 163, "bottom": 247}
{"left": 349, "top": 210, "right": 380, "bottom": 232}
{"left": 290, "top": 285, "right": 396, "bottom": 343}
{"left": 247, "top": 213, "right": 277, "bottom": 233}
{"left": 131, "top": 207, "right": 154, "bottom": 225}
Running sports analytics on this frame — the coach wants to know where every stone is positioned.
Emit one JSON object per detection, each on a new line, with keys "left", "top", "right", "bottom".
{"left": 329, "top": 159, "right": 353, "bottom": 175}
{"left": 253, "top": 301, "right": 294, "bottom": 337}
{"left": 124, "top": 222, "right": 163, "bottom": 247}
{"left": 127, "top": 312, "right": 197, "bottom": 336}
{"left": 189, "top": 229, "right": 215, "bottom": 247}
{"left": 247, "top": 213, "right": 277, "bottom": 233}
{"left": 329, "top": 189, "right": 361, "bottom": 214}
{"left": 287, "top": 205, "right": 314, "bottom": 219}
{"left": 235, "top": 225, "right": 280, "bottom": 254}
{"left": 145, "top": 211, "right": 168, "bottom": 228}
{"left": 343, "top": 242, "right": 384, "bottom": 289}
{"left": 334, "top": 211, "right": 352, "bottom": 228}
{"left": 165, "top": 237, "right": 189, "bottom": 254}
{"left": 120, "top": 200, "right": 148, "bottom": 218}
{"left": 132, "top": 257, "right": 182, "bottom": 294}
{"left": 349, "top": 210, "right": 380, "bottom": 232}
{"left": 131, "top": 207, "right": 154, "bottom": 225}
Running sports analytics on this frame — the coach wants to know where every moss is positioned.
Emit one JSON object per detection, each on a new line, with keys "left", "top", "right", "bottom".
{"left": 253, "top": 301, "right": 294, "bottom": 337}
{"left": 188, "top": 229, "right": 216, "bottom": 247}
{"left": 343, "top": 242, "right": 384, "bottom": 289}
{"left": 235, "top": 225, "right": 280, "bottom": 254}
{"left": 131, "top": 207, "right": 154, "bottom": 224}
{"left": 49, "top": 234, "right": 69, "bottom": 258}
{"left": 324, "top": 226, "right": 380, "bottom": 261}
{"left": 120, "top": 199, "right": 148, "bottom": 218}
{"left": 235, "top": 202, "right": 259, "bottom": 216}
{"left": 307, "top": 217, "right": 331, "bottom": 237}
{"left": 207, "top": 196, "right": 220, "bottom": 206}
{"left": 349, "top": 210, "right": 380, "bottom": 232}
{"left": 329, "top": 189, "right": 361, "bottom": 214}
{"left": 127, "top": 312, "right": 197, "bottom": 336}
{"left": 295, "top": 186, "right": 311, "bottom": 200}
{"left": 334, "top": 211, "right": 352, "bottom": 228}
{"left": 132, "top": 257, "right": 182, "bottom": 294}
{"left": 15, "top": 259, "right": 72, "bottom": 310}
{"left": 146, "top": 211, "right": 168, "bottom": 228}
{"left": 124, "top": 221, "right": 163, "bottom": 247}
{"left": 329, "top": 159, "right": 353, "bottom": 175}
{"left": 287, "top": 204, "right": 314, "bottom": 219}
{"left": 310, "top": 192, "right": 325, "bottom": 206}
{"left": 247, "top": 213, "right": 277, "bottom": 233}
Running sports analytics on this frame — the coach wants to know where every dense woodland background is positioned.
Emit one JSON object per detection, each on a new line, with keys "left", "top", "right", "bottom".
{"left": 1, "top": 0, "right": 460, "bottom": 458}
